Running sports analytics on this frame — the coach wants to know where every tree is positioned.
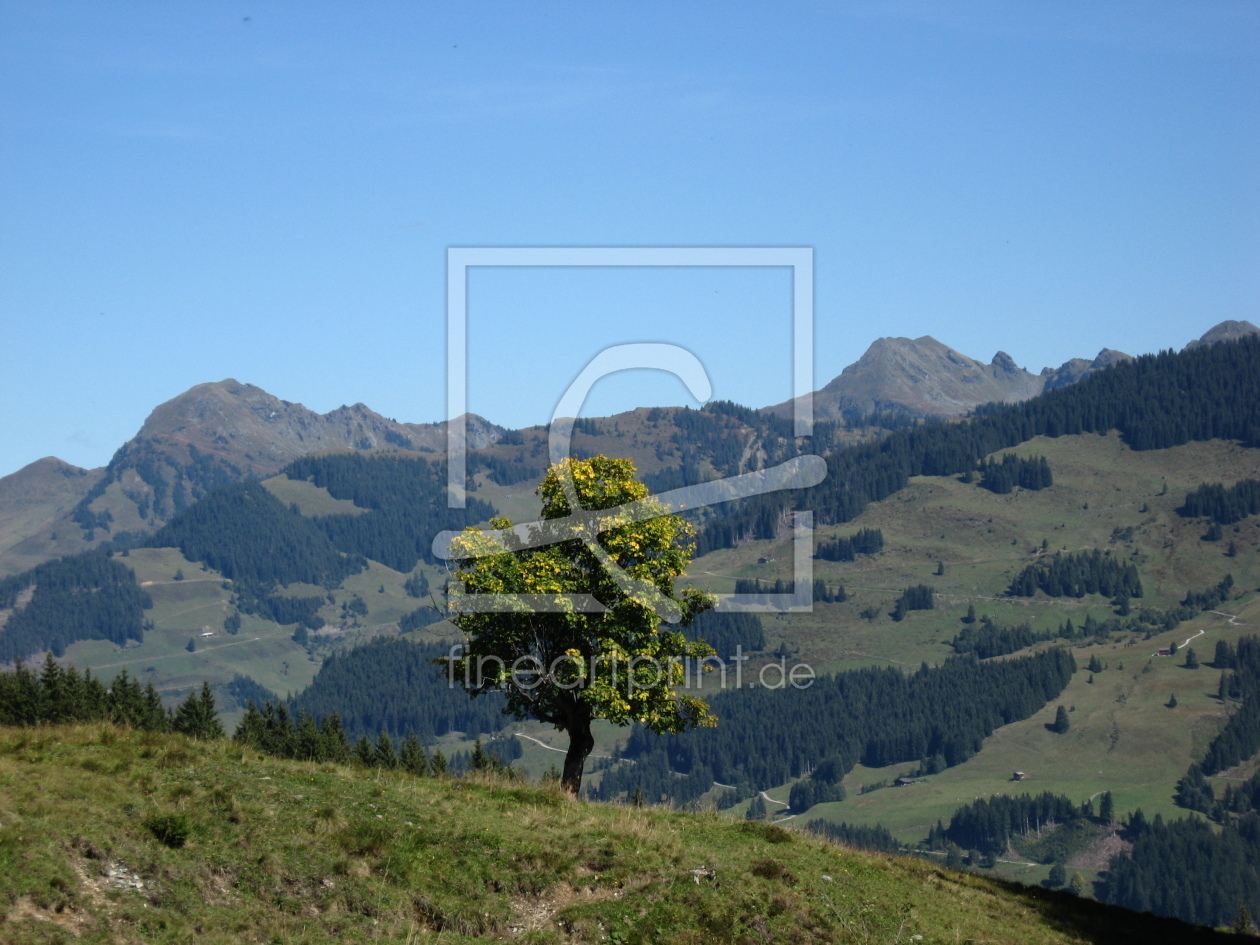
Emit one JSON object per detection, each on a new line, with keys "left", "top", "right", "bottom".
{"left": 185, "top": 637, "right": 196, "bottom": 653}
{"left": 170, "top": 681, "right": 225, "bottom": 740}
{"left": 1167, "top": 693, "right": 1178, "bottom": 708}
{"left": 746, "top": 794, "right": 768, "bottom": 821}
{"left": 1068, "top": 872, "right": 1085, "bottom": 896}
{"left": 1051, "top": 705, "right": 1070, "bottom": 734}
{"left": 1184, "top": 647, "right": 1199, "bottom": 669}
{"left": 1099, "top": 790, "right": 1115, "bottom": 824}
{"left": 1047, "top": 863, "right": 1067, "bottom": 888}
{"left": 962, "top": 603, "right": 976, "bottom": 625}
{"left": 374, "top": 731, "right": 398, "bottom": 768}
{"left": 445, "top": 456, "right": 717, "bottom": 796}
{"left": 1235, "top": 905, "right": 1255, "bottom": 935}
{"left": 400, "top": 733, "right": 427, "bottom": 776}
{"left": 429, "top": 748, "right": 448, "bottom": 776}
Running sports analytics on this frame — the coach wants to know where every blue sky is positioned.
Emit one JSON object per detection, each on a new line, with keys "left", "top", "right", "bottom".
{"left": 1, "top": 2, "right": 1256, "bottom": 477}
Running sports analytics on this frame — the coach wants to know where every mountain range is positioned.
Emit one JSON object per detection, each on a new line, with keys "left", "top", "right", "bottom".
{"left": 1, "top": 319, "right": 1259, "bottom": 934}
{"left": 0, "top": 320, "right": 1254, "bottom": 577}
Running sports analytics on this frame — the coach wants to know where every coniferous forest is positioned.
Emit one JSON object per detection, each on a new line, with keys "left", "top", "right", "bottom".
{"left": 287, "top": 636, "right": 511, "bottom": 742}
{"left": 0, "top": 552, "right": 152, "bottom": 662}
{"left": 1006, "top": 550, "right": 1143, "bottom": 600}
{"left": 282, "top": 453, "right": 498, "bottom": 571}
{"left": 596, "top": 648, "right": 1075, "bottom": 808}
{"left": 0, "top": 657, "right": 223, "bottom": 740}
{"left": 978, "top": 453, "right": 1053, "bottom": 494}
{"left": 1179, "top": 479, "right": 1260, "bottom": 525}
{"left": 697, "top": 335, "right": 1260, "bottom": 550}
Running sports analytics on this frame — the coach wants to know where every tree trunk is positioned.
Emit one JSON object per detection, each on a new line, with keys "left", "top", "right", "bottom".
{"left": 561, "top": 717, "right": 594, "bottom": 797}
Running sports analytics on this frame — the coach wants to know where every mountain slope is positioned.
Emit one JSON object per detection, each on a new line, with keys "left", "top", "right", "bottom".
{"left": 765, "top": 335, "right": 1134, "bottom": 421}
{"left": 0, "top": 724, "right": 1240, "bottom": 944}
{"left": 0, "top": 458, "right": 102, "bottom": 576}
{"left": 0, "top": 380, "right": 503, "bottom": 575}
{"left": 1185, "top": 319, "right": 1260, "bottom": 351}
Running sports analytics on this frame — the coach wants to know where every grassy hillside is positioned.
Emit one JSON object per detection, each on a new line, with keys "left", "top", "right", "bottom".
{"left": 0, "top": 724, "right": 1244, "bottom": 944}
{"left": 689, "top": 433, "right": 1260, "bottom": 673}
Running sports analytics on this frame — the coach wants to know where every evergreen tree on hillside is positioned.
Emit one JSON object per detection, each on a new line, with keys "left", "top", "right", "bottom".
{"left": 1052, "top": 705, "right": 1070, "bottom": 734}
{"left": 171, "top": 682, "right": 225, "bottom": 740}
{"left": 892, "top": 585, "right": 934, "bottom": 621}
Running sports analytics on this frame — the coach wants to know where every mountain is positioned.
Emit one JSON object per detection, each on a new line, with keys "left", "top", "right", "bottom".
{"left": 1041, "top": 348, "right": 1132, "bottom": 392}
{"left": 0, "top": 380, "right": 502, "bottom": 575}
{"left": 0, "top": 458, "right": 103, "bottom": 576}
{"left": 2, "top": 334, "right": 1259, "bottom": 933}
{"left": 0, "top": 322, "right": 1243, "bottom": 574}
{"left": 131, "top": 379, "right": 501, "bottom": 476}
{"left": 764, "top": 335, "right": 1132, "bottom": 420}
{"left": 1185, "top": 319, "right": 1260, "bottom": 350}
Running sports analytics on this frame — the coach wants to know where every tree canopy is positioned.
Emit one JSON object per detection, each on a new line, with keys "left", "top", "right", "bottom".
{"left": 444, "top": 455, "right": 717, "bottom": 794}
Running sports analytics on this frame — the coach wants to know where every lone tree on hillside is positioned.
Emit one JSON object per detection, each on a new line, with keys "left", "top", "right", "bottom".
{"left": 1051, "top": 704, "right": 1070, "bottom": 734}
{"left": 443, "top": 456, "right": 717, "bottom": 796}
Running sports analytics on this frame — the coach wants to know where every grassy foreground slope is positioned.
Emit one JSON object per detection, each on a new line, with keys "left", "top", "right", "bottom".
{"left": 0, "top": 727, "right": 1244, "bottom": 944}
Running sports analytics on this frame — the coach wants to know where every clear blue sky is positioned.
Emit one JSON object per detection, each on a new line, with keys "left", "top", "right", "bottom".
{"left": 1, "top": 2, "right": 1256, "bottom": 477}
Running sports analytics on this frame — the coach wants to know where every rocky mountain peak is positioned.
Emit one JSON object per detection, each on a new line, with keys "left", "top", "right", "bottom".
{"left": 1185, "top": 320, "right": 1259, "bottom": 350}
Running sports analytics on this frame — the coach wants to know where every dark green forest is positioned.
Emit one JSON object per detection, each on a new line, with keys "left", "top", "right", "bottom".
{"left": 282, "top": 453, "right": 498, "bottom": 572}
{"left": 287, "top": 636, "right": 511, "bottom": 742}
{"left": 978, "top": 453, "right": 1053, "bottom": 494}
{"left": 1180, "top": 479, "right": 1260, "bottom": 526}
{"left": 149, "top": 481, "right": 366, "bottom": 588}
{"left": 0, "top": 552, "right": 152, "bottom": 662}
{"left": 596, "top": 648, "right": 1075, "bottom": 808}
{"left": 0, "top": 657, "right": 222, "bottom": 740}
{"left": 1006, "top": 550, "right": 1143, "bottom": 600}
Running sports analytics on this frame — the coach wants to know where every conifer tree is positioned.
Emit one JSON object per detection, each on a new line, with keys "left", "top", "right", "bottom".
{"left": 429, "top": 748, "right": 448, "bottom": 776}
{"left": 374, "top": 731, "right": 398, "bottom": 769}
{"left": 400, "top": 733, "right": 427, "bottom": 776}
{"left": 1052, "top": 705, "right": 1070, "bottom": 734}
{"left": 171, "top": 682, "right": 225, "bottom": 740}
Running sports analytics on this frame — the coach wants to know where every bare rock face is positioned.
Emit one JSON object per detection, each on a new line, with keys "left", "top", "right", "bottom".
{"left": 1042, "top": 349, "right": 1133, "bottom": 392}
{"left": 1184, "top": 320, "right": 1260, "bottom": 351}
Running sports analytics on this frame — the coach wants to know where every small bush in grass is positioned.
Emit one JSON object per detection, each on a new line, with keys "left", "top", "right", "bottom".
{"left": 737, "top": 821, "right": 793, "bottom": 844}
{"left": 145, "top": 812, "right": 191, "bottom": 848}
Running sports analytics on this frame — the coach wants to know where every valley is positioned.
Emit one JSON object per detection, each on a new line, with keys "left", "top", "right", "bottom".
{"left": 2, "top": 326, "right": 1259, "bottom": 934}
